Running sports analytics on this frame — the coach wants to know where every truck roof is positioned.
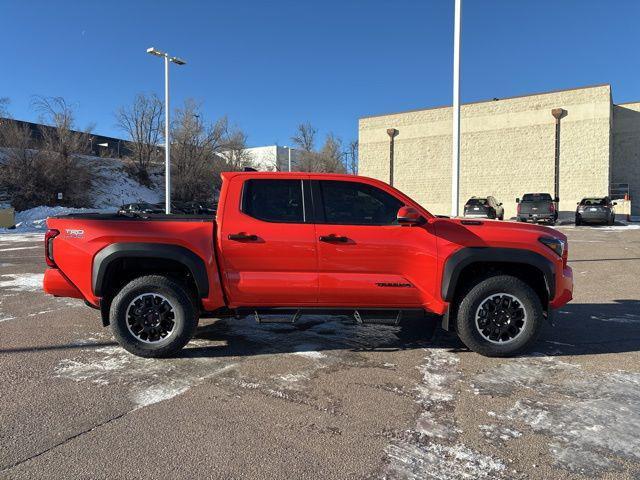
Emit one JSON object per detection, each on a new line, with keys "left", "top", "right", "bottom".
{"left": 221, "top": 171, "right": 362, "bottom": 181}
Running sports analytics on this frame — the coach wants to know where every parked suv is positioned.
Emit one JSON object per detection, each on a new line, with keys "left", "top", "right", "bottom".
{"left": 517, "top": 193, "right": 558, "bottom": 225}
{"left": 575, "top": 197, "right": 616, "bottom": 226}
{"left": 463, "top": 196, "right": 504, "bottom": 220}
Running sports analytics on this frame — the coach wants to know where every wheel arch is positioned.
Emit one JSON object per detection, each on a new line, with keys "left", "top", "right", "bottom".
{"left": 442, "top": 247, "right": 555, "bottom": 307}
{"left": 93, "top": 243, "right": 209, "bottom": 326}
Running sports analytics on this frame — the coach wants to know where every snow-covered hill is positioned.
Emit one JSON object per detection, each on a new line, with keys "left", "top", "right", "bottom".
{"left": 1, "top": 155, "right": 163, "bottom": 233}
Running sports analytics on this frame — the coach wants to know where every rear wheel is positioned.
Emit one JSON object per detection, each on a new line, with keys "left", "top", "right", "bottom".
{"left": 608, "top": 215, "right": 614, "bottom": 226}
{"left": 109, "top": 275, "right": 198, "bottom": 358}
{"left": 575, "top": 215, "right": 582, "bottom": 226}
{"left": 455, "top": 275, "right": 544, "bottom": 357}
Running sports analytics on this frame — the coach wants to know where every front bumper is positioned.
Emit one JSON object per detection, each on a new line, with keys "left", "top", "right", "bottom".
{"left": 550, "top": 264, "right": 573, "bottom": 308}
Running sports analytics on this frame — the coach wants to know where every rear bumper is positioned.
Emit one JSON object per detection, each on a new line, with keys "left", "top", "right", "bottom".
{"left": 520, "top": 214, "right": 554, "bottom": 221}
{"left": 43, "top": 268, "right": 84, "bottom": 300}
{"left": 578, "top": 211, "right": 610, "bottom": 222}
{"left": 550, "top": 265, "right": 573, "bottom": 308}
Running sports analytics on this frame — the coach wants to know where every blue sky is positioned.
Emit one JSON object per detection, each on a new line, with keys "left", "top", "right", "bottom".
{"left": 1, "top": 0, "right": 638, "bottom": 148}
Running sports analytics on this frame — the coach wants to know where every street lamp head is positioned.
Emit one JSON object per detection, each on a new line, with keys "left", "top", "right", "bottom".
{"left": 170, "top": 56, "right": 186, "bottom": 65}
{"left": 146, "top": 47, "right": 165, "bottom": 57}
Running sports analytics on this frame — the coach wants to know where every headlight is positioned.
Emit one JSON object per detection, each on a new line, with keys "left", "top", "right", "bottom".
{"left": 539, "top": 236, "right": 565, "bottom": 257}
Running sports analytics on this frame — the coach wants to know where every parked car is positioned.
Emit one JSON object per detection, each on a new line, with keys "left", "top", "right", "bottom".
{"left": 575, "top": 197, "right": 616, "bottom": 226}
{"left": 463, "top": 196, "right": 504, "bottom": 220}
{"left": 43, "top": 172, "right": 573, "bottom": 359}
{"left": 517, "top": 193, "right": 558, "bottom": 225}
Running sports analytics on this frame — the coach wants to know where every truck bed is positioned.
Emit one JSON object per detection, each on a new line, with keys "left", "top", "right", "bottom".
{"left": 45, "top": 213, "right": 226, "bottom": 312}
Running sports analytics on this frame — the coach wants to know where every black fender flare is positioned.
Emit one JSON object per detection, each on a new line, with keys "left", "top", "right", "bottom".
{"left": 441, "top": 247, "right": 555, "bottom": 303}
{"left": 92, "top": 242, "right": 209, "bottom": 298}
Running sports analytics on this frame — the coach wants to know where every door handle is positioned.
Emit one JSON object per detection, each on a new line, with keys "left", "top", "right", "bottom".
{"left": 319, "top": 235, "right": 349, "bottom": 243}
{"left": 228, "top": 233, "right": 259, "bottom": 241}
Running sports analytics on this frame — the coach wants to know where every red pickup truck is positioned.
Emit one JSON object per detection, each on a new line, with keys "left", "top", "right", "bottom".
{"left": 44, "top": 172, "right": 573, "bottom": 358}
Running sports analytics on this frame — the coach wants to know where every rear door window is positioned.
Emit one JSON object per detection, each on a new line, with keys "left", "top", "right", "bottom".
{"left": 241, "top": 179, "right": 305, "bottom": 223}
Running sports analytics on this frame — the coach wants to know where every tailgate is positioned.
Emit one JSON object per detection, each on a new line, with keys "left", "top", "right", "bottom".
{"left": 520, "top": 201, "right": 552, "bottom": 214}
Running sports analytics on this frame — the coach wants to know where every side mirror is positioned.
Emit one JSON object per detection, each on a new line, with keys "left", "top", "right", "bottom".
{"left": 613, "top": 202, "right": 618, "bottom": 206}
{"left": 576, "top": 202, "right": 580, "bottom": 205}
{"left": 516, "top": 198, "right": 520, "bottom": 203}
{"left": 555, "top": 196, "right": 560, "bottom": 202}
{"left": 498, "top": 203, "right": 503, "bottom": 206}
{"left": 397, "top": 206, "right": 423, "bottom": 226}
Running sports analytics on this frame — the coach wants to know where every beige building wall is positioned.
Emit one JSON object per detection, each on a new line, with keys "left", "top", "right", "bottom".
{"left": 612, "top": 102, "right": 640, "bottom": 215}
{"left": 359, "top": 85, "right": 612, "bottom": 219}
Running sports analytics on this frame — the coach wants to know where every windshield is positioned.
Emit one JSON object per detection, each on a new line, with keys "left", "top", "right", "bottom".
{"left": 580, "top": 198, "right": 607, "bottom": 206}
{"left": 522, "top": 193, "right": 552, "bottom": 202}
{"left": 465, "top": 198, "right": 487, "bottom": 206}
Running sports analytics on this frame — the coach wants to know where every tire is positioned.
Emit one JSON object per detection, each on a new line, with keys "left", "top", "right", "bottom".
{"left": 455, "top": 275, "right": 544, "bottom": 357}
{"left": 575, "top": 216, "right": 581, "bottom": 226}
{"left": 608, "top": 215, "right": 614, "bottom": 226}
{"left": 109, "top": 275, "right": 198, "bottom": 358}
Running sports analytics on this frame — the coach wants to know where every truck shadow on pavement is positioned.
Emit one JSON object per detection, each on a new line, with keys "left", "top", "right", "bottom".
{"left": 1, "top": 301, "right": 638, "bottom": 358}
{"left": 182, "top": 299, "right": 640, "bottom": 359}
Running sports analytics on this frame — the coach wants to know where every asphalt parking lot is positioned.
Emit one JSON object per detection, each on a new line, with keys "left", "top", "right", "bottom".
{"left": 1, "top": 225, "right": 639, "bottom": 479}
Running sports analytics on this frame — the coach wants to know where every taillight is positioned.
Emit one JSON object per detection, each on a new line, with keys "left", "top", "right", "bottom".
{"left": 549, "top": 203, "right": 556, "bottom": 213}
{"left": 517, "top": 203, "right": 521, "bottom": 214}
{"left": 45, "top": 229, "right": 60, "bottom": 267}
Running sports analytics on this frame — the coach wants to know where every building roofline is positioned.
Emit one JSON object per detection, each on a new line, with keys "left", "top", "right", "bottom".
{"left": 615, "top": 100, "right": 640, "bottom": 106}
{"left": 359, "top": 83, "right": 611, "bottom": 120}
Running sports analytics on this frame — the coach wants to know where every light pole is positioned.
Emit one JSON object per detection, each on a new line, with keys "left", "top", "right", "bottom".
{"left": 146, "top": 47, "right": 187, "bottom": 214}
{"left": 451, "top": 0, "right": 462, "bottom": 217}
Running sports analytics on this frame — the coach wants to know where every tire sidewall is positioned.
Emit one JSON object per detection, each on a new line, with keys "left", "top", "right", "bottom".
{"left": 456, "top": 276, "right": 543, "bottom": 357}
{"left": 110, "top": 276, "right": 197, "bottom": 357}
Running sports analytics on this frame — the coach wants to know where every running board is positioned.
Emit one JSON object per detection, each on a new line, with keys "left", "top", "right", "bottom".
{"left": 253, "top": 309, "right": 302, "bottom": 324}
{"left": 235, "top": 308, "right": 424, "bottom": 326}
{"left": 354, "top": 309, "right": 403, "bottom": 326}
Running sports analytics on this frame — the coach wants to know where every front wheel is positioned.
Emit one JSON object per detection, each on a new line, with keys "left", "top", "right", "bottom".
{"left": 455, "top": 275, "right": 544, "bottom": 357}
{"left": 109, "top": 275, "right": 198, "bottom": 358}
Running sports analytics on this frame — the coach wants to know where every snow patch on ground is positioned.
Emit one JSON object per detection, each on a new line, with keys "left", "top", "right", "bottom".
{"left": 0, "top": 245, "right": 39, "bottom": 252}
{"left": 54, "top": 340, "right": 238, "bottom": 408}
{"left": 293, "top": 345, "right": 327, "bottom": 359}
{"left": 0, "top": 312, "right": 16, "bottom": 322}
{"left": 383, "top": 349, "right": 508, "bottom": 479}
{"left": 0, "top": 273, "right": 44, "bottom": 292}
{"left": 477, "top": 357, "right": 640, "bottom": 475}
{"left": 0, "top": 233, "right": 44, "bottom": 243}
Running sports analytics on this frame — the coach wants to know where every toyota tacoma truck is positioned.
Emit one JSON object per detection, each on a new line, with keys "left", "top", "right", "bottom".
{"left": 43, "top": 172, "right": 573, "bottom": 358}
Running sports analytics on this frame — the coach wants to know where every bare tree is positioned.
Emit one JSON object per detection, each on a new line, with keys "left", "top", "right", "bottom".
{"left": 346, "top": 140, "right": 358, "bottom": 175}
{"left": 115, "top": 93, "right": 163, "bottom": 185}
{"left": 318, "top": 133, "right": 346, "bottom": 173}
{"left": 0, "top": 97, "right": 10, "bottom": 118}
{"left": 0, "top": 121, "right": 47, "bottom": 210}
{"left": 291, "top": 124, "right": 347, "bottom": 173}
{"left": 0, "top": 97, "right": 94, "bottom": 209}
{"left": 291, "top": 122, "right": 316, "bottom": 152}
{"left": 170, "top": 101, "right": 253, "bottom": 202}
